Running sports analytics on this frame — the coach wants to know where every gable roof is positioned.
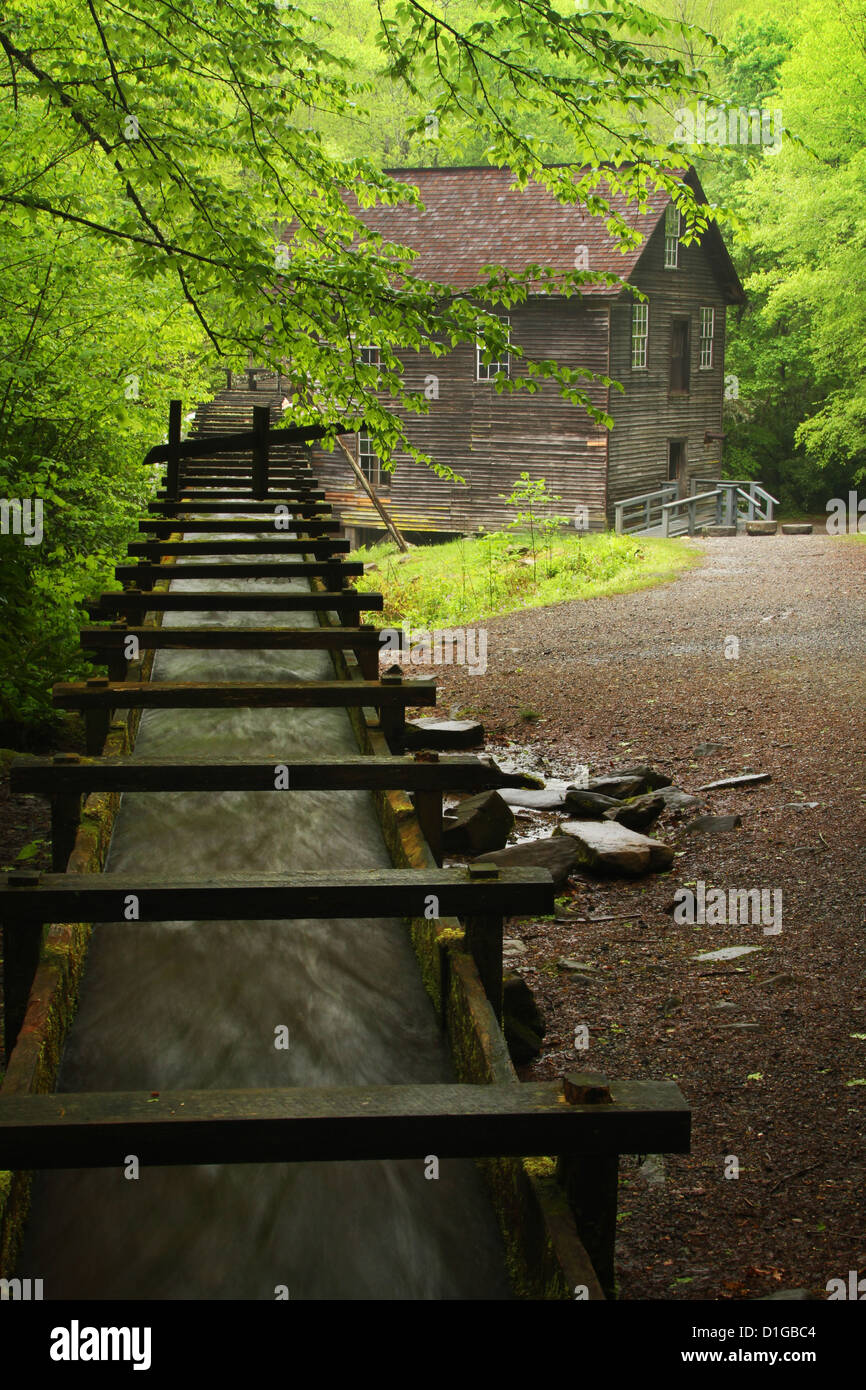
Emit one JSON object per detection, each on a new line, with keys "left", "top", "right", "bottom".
{"left": 346, "top": 166, "right": 745, "bottom": 304}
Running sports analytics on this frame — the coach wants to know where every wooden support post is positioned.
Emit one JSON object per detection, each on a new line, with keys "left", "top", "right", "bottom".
{"left": 463, "top": 864, "right": 504, "bottom": 1022}
{"left": 2, "top": 872, "right": 43, "bottom": 1066}
{"left": 252, "top": 405, "right": 270, "bottom": 500}
{"left": 107, "top": 621, "right": 129, "bottom": 681}
{"left": 414, "top": 791, "right": 443, "bottom": 865}
{"left": 165, "top": 399, "right": 182, "bottom": 501}
{"left": 84, "top": 678, "right": 112, "bottom": 755}
{"left": 378, "top": 667, "right": 405, "bottom": 751}
{"left": 557, "top": 1072, "right": 619, "bottom": 1300}
{"left": 50, "top": 754, "right": 83, "bottom": 872}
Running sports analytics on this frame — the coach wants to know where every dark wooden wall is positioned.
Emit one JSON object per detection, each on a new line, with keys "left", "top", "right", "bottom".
{"left": 310, "top": 298, "right": 612, "bottom": 535}
{"left": 606, "top": 218, "right": 729, "bottom": 518}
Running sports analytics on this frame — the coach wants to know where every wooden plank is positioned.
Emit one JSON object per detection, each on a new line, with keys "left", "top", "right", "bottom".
{"left": 147, "top": 500, "right": 332, "bottom": 515}
{"left": 138, "top": 519, "right": 340, "bottom": 534}
{"left": 114, "top": 562, "right": 364, "bottom": 582}
{"left": 0, "top": 1080, "right": 690, "bottom": 1169}
{"left": 52, "top": 679, "right": 436, "bottom": 711}
{"left": 0, "top": 866, "right": 555, "bottom": 922}
{"left": 87, "top": 591, "right": 382, "bottom": 615}
{"left": 126, "top": 540, "right": 350, "bottom": 556}
{"left": 10, "top": 754, "right": 539, "bottom": 796}
{"left": 79, "top": 625, "right": 381, "bottom": 651}
{"left": 1, "top": 918, "right": 42, "bottom": 1066}
{"left": 156, "top": 494, "right": 325, "bottom": 505}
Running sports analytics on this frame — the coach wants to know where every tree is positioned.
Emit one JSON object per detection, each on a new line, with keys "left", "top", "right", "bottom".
{"left": 0, "top": 0, "right": 722, "bottom": 725}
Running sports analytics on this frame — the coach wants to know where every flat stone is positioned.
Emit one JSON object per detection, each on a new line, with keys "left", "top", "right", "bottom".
{"left": 403, "top": 718, "right": 484, "bottom": 749}
{"left": 686, "top": 813, "right": 743, "bottom": 833}
{"left": 697, "top": 772, "right": 771, "bottom": 791}
{"left": 694, "top": 742, "right": 727, "bottom": 756}
{"left": 612, "top": 764, "right": 673, "bottom": 790}
{"left": 693, "top": 945, "right": 764, "bottom": 962}
{"left": 746, "top": 520, "right": 778, "bottom": 535}
{"left": 557, "top": 819, "right": 674, "bottom": 876}
{"left": 718, "top": 1021, "right": 761, "bottom": 1031}
{"left": 703, "top": 525, "right": 737, "bottom": 537}
{"left": 604, "top": 792, "right": 666, "bottom": 831}
{"left": 657, "top": 786, "right": 703, "bottom": 812}
{"left": 781, "top": 524, "right": 813, "bottom": 535}
{"left": 502, "top": 937, "right": 527, "bottom": 956}
{"left": 500, "top": 786, "right": 569, "bottom": 811}
{"left": 557, "top": 958, "right": 598, "bottom": 973}
{"left": 472, "top": 835, "right": 578, "bottom": 888}
{"left": 564, "top": 788, "right": 622, "bottom": 817}
{"left": 442, "top": 789, "right": 513, "bottom": 853}
{"left": 588, "top": 774, "right": 646, "bottom": 798}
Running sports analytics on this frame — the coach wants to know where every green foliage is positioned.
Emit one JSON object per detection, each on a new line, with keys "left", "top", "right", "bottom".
{"left": 354, "top": 530, "right": 693, "bottom": 628}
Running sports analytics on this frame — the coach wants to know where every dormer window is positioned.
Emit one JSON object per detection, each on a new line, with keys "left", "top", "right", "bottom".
{"left": 664, "top": 204, "right": 681, "bottom": 270}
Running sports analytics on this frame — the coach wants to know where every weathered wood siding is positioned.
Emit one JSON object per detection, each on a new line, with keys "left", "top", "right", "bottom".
{"left": 310, "top": 298, "right": 611, "bottom": 534}
{"left": 606, "top": 218, "right": 728, "bottom": 518}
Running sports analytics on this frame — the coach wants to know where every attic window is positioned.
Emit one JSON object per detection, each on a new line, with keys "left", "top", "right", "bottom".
{"left": 664, "top": 204, "right": 681, "bottom": 270}
{"left": 476, "top": 316, "right": 510, "bottom": 380}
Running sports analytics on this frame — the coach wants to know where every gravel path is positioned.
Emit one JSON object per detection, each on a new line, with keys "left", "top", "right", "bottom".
{"left": 426, "top": 533, "right": 866, "bottom": 1301}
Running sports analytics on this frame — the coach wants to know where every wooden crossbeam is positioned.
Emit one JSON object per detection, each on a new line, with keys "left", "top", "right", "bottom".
{"left": 0, "top": 866, "right": 552, "bottom": 922}
{"left": 10, "top": 753, "right": 536, "bottom": 796}
{"left": 157, "top": 487, "right": 323, "bottom": 499}
{"left": 147, "top": 500, "right": 332, "bottom": 516}
{"left": 87, "top": 591, "right": 381, "bottom": 615}
{"left": 58, "top": 665, "right": 412, "bottom": 753}
{"left": 53, "top": 679, "right": 435, "bottom": 711}
{"left": 114, "top": 561, "right": 363, "bottom": 583}
{"left": 0, "top": 1080, "right": 690, "bottom": 1169}
{"left": 80, "top": 625, "right": 384, "bottom": 679}
{"left": 79, "top": 624, "right": 380, "bottom": 650}
{"left": 138, "top": 518, "right": 340, "bottom": 534}
{"left": 126, "top": 540, "right": 350, "bottom": 556}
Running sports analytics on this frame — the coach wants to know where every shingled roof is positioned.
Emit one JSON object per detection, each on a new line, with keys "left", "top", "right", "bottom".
{"left": 347, "top": 165, "right": 745, "bottom": 303}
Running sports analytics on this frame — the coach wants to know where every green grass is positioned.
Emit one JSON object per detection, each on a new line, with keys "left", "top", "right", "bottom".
{"left": 353, "top": 529, "right": 696, "bottom": 628}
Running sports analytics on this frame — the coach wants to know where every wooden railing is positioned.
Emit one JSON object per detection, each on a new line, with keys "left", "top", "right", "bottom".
{"left": 613, "top": 484, "right": 677, "bottom": 534}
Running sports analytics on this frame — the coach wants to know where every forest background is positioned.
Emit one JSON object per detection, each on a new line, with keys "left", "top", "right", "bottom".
{"left": 0, "top": 0, "right": 862, "bottom": 731}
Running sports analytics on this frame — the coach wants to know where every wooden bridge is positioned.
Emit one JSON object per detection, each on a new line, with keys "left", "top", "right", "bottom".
{"left": 615, "top": 478, "right": 779, "bottom": 536}
{"left": 0, "top": 399, "right": 690, "bottom": 1299}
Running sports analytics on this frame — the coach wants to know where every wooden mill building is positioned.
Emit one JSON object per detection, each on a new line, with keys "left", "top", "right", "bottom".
{"left": 304, "top": 165, "right": 746, "bottom": 540}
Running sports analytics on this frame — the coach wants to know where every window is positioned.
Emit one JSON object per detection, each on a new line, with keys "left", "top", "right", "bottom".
{"left": 670, "top": 317, "right": 690, "bottom": 393}
{"left": 631, "top": 302, "right": 649, "bottom": 369}
{"left": 664, "top": 203, "right": 680, "bottom": 270}
{"left": 357, "top": 429, "right": 384, "bottom": 488}
{"left": 476, "top": 316, "right": 510, "bottom": 380}
{"left": 699, "top": 307, "right": 715, "bottom": 369}
{"left": 359, "top": 344, "right": 380, "bottom": 368}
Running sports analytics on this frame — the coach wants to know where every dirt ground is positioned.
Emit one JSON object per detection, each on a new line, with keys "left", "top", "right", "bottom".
{"left": 420, "top": 531, "right": 866, "bottom": 1300}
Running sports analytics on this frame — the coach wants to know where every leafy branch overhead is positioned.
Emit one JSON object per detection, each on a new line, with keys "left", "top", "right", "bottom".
{"left": 0, "top": 0, "right": 716, "bottom": 465}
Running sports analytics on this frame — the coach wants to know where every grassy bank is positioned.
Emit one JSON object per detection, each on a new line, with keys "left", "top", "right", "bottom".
{"left": 353, "top": 529, "right": 696, "bottom": 629}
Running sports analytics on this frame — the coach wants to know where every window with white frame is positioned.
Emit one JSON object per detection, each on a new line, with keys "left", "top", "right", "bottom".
{"left": 664, "top": 203, "right": 681, "bottom": 270}
{"left": 631, "top": 302, "right": 649, "bottom": 369}
{"left": 359, "top": 344, "right": 380, "bottom": 368}
{"left": 699, "top": 307, "right": 715, "bottom": 369}
{"left": 357, "top": 429, "right": 384, "bottom": 488}
{"left": 476, "top": 316, "right": 510, "bottom": 380}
